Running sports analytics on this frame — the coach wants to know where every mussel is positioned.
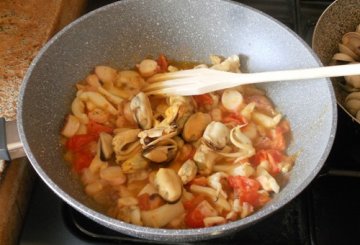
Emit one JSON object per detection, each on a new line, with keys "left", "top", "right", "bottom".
{"left": 142, "top": 139, "right": 178, "bottom": 163}
{"left": 130, "top": 92, "right": 153, "bottom": 130}
{"left": 112, "top": 128, "right": 141, "bottom": 162}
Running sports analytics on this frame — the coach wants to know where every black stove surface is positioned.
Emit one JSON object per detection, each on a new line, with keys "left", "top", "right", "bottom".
{"left": 19, "top": 1, "right": 360, "bottom": 245}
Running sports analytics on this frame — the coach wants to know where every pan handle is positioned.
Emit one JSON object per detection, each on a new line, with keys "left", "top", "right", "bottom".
{"left": 0, "top": 118, "right": 11, "bottom": 161}
{"left": 0, "top": 117, "right": 25, "bottom": 161}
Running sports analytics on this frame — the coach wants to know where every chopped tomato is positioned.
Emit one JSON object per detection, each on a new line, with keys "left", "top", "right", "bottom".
{"left": 184, "top": 197, "right": 215, "bottom": 228}
{"left": 271, "top": 120, "right": 290, "bottom": 151}
{"left": 188, "top": 176, "right": 208, "bottom": 186}
{"left": 251, "top": 149, "right": 284, "bottom": 175}
{"left": 138, "top": 193, "right": 151, "bottom": 211}
{"left": 185, "top": 206, "right": 206, "bottom": 228}
{"left": 254, "top": 136, "right": 273, "bottom": 150}
{"left": 184, "top": 195, "right": 206, "bottom": 228}
{"left": 193, "top": 94, "right": 213, "bottom": 107}
{"left": 188, "top": 147, "right": 196, "bottom": 160}
{"left": 251, "top": 150, "right": 267, "bottom": 166}
{"left": 277, "top": 119, "right": 290, "bottom": 134}
{"left": 66, "top": 134, "right": 98, "bottom": 152}
{"left": 266, "top": 149, "right": 283, "bottom": 175}
{"left": 180, "top": 145, "right": 196, "bottom": 161}
{"left": 222, "top": 113, "right": 248, "bottom": 126}
{"left": 270, "top": 128, "right": 285, "bottom": 151}
{"left": 73, "top": 150, "right": 94, "bottom": 173}
{"left": 228, "top": 176, "right": 261, "bottom": 207}
{"left": 87, "top": 120, "right": 113, "bottom": 136}
{"left": 157, "top": 54, "right": 168, "bottom": 72}
{"left": 183, "top": 195, "right": 206, "bottom": 211}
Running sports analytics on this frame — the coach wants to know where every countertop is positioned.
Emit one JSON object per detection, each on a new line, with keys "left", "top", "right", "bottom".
{"left": 0, "top": 1, "right": 87, "bottom": 244}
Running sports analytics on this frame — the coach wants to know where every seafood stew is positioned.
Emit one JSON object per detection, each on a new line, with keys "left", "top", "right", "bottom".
{"left": 61, "top": 54, "right": 295, "bottom": 229}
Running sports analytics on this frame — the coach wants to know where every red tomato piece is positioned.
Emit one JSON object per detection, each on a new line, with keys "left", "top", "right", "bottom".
{"left": 87, "top": 120, "right": 113, "bottom": 136}
{"left": 188, "top": 147, "right": 196, "bottom": 160}
{"left": 157, "top": 54, "right": 168, "bottom": 72}
{"left": 73, "top": 150, "right": 94, "bottom": 173}
{"left": 250, "top": 149, "right": 284, "bottom": 175}
{"left": 66, "top": 134, "right": 98, "bottom": 152}
{"left": 193, "top": 94, "right": 213, "bottom": 107}
{"left": 250, "top": 150, "right": 268, "bottom": 166}
{"left": 184, "top": 196, "right": 214, "bottom": 228}
{"left": 266, "top": 149, "right": 284, "bottom": 175}
{"left": 185, "top": 207, "right": 206, "bottom": 228}
{"left": 183, "top": 195, "right": 206, "bottom": 211}
{"left": 277, "top": 119, "right": 291, "bottom": 134}
{"left": 228, "top": 176, "right": 261, "bottom": 207}
{"left": 271, "top": 120, "right": 291, "bottom": 151}
{"left": 222, "top": 113, "right": 248, "bottom": 126}
{"left": 188, "top": 176, "right": 208, "bottom": 187}
{"left": 138, "top": 193, "right": 151, "bottom": 211}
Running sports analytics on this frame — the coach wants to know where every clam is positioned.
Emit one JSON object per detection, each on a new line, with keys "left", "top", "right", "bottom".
{"left": 138, "top": 125, "right": 178, "bottom": 148}
{"left": 130, "top": 92, "right": 153, "bottom": 129}
{"left": 182, "top": 112, "right": 211, "bottom": 142}
{"left": 112, "top": 128, "right": 141, "bottom": 162}
{"left": 193, "top": 144, "right": 218, "bottom": 175}
{"left": 98, "top": 132, "right": 114, "bottom": 161}
{"left": 202, "top": 121, "right": 230, "bottom": 150}
{"left": 161, "top": 96, "right": 194, "bottom": 127}
{"left": 142, "top": 139, "right": 178, "bottom": 163}
{"left": 342, "top": 32, "right": 360, "bottom": 57}
{"left": 153, "top": 168, "right": 183, "bottom": 203}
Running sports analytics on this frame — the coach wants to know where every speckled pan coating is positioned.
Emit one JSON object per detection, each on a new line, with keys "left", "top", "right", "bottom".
{"left": 17, "top": 0, "right": 337, "bottom": 242}
{"left": 312, "top": 0, "right": 360, "bottom": 124}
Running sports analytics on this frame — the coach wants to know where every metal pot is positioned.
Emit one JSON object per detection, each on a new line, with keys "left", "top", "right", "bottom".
{"left": 312, "top": 0, "right": 360, "bottom": 124}
{"left": 17, "top": 0, "right": 337, "bottom": 242}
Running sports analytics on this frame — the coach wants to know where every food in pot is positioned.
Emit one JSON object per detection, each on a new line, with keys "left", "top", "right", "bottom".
{"left": 331, "top": 23, "right": 360, "bottom": 120}
{"left": 61, "top": 54, "right": 295, "bottom": 228}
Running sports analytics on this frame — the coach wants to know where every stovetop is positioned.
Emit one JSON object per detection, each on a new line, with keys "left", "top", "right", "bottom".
{"left": 19, "top": 1, "right": 360, "bottom": 245}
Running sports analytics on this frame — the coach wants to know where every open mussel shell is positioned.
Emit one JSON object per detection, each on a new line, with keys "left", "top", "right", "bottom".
{"left": 142, "top": 139, "right": 178, "bottom": 163}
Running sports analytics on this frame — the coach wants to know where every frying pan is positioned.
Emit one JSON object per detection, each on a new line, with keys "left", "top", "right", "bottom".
{"left": 17, "top": 0, "right": 337, "bottom": 242}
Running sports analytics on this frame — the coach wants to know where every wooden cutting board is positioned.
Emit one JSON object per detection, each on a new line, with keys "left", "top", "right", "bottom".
{"left": 0, "top": 1, "right": 87, "bottom": 244}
